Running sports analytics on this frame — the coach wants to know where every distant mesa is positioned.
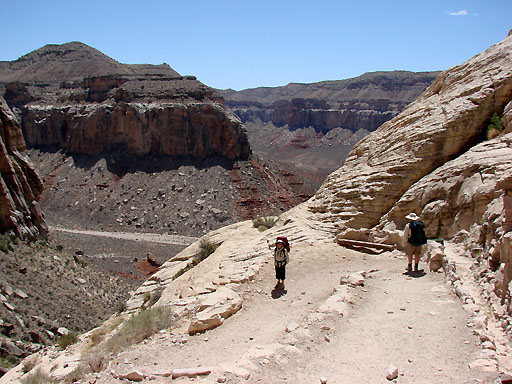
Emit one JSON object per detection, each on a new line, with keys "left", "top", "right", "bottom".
{"left": 217, "top": 70, "right": 440, "bottom": 174}
{"left": 0, "top": 42, "right": 251, "bottom": 160}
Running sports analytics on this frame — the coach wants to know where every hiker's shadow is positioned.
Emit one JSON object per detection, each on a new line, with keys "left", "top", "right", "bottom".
{"left": 404, "top": 269, "right": 427, "bottom": 278}
{"left": 271, "top": 287, "right": 287, "bottom": 299}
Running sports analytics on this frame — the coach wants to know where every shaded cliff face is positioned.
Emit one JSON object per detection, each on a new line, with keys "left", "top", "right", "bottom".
{"left": 217, "top": 71, "right": 439, "bottom": 174}
{"left": 0, "top": 97, "right": 46, "bottom": 239}
{"left": 0, "top": 42, "right": 250, "bottom": 160}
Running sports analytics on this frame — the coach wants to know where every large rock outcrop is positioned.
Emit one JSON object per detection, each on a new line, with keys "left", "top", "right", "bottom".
{"left": 309, "top": 33, "right": 512, "bottom": 241}
{"left": 0, "top": 42, "right": 250, "bottom": 160}
{"left": 0, "top": 97, "right": 46, "bottom": 238}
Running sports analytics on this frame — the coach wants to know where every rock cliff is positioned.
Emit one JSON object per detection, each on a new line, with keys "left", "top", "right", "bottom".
{"left": 217, "top": 71, "right": 439, "bottom": 173}
{"left": 0, "top": 42, "right": 250, "bottom": 160}
{"left": 308, "top": 33, "right": 512, "bottom": 242}
{"left": 0, "top": 97, "right": 46, "bottom": 239}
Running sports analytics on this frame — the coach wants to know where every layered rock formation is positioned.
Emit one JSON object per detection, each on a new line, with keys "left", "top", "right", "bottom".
{"left": 0, "top": 97, "right": 46, "bottom": 238}
{"left": 218, "top": 71, "right": 439, "bottom": 174}
{"left": 220, "top": 71, "right": 439, "bottom": 130}
{"left": 309, "top": 33, "right": 512, "bottom": 242}
{"left": 0, "top": 42, "right": 250, "bottom": 160}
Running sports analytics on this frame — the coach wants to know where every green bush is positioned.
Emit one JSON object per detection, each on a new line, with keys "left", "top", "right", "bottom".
{"left": 148, "top": 288, "right": 164, "bottom": 307}
{"left": 172, "top": 239, "right": 219, "bottom": 280}
{"left": 57, "top": 331, "right": 78, "bottom": 349}
{"left": 20, "top": 368, "right": 57, "bottom": 384}
{"left": 487, "top": 112, "right": 503, "bottom": 140}
{"left": 196, "top": 239, "right": 219, "bottom": 262}
{"left": 252, "top": 216, "right": 278, "bottom": 232}
{"left": 104, "top": 306, "right": 172, "bottom": 354}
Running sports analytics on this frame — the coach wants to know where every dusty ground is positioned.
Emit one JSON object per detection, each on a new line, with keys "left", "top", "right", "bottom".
{"left": 91, "top": 240, "right": 500, "bottom": 384}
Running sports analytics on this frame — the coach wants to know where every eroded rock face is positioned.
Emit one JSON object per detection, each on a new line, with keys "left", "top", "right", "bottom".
{"left": 22, "top": 102, "right": 249, "bottom": 159}
{"left": 309, "top": 33, "right": 512, "bottom": 241}
{"left": 0, "top": 42, "right": 250, "bottom": 160}
{"left": 0, "top": 97, "right": 46, "bottom": 238}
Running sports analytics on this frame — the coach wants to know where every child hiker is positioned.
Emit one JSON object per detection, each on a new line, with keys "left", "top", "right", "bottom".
{"left": 270, "top": 237, "right": 289, "bottom": 289}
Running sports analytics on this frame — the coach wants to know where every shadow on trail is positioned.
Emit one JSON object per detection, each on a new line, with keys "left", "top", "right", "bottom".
{"left": 271, "top": 287, "right": 288, "bottom": 299}
{"left": 403, "top": 269, "right": 427, "bottom": 278}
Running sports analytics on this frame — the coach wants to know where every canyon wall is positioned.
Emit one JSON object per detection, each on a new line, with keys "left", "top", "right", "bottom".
{"left": 308, "top": 33, "right": 512, "bottom": 243}
{"left": 218, "top": 71, "right": 439, "bottom": 174}
{"left": 0, "top": 42, "right": 250, "bottom": 160}
{"left": 0, "top": 97, "right": 46, "bottom": 238}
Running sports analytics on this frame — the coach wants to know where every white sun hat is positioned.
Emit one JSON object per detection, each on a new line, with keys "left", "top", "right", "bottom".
{"left": 405, "top": 213, "right": 420, "bottom": 221}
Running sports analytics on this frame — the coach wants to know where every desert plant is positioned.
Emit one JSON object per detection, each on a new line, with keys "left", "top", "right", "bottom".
{"left": 172, "top": 240, "right": 219, "bottom": 280}
{"left": 487, "top": 112, "right": 503, "bottom": 140}
{"left": 148, "top": 288, "right": 164, "bottom": 307}
{"left": 252, "top": 216, "right": 278, "bottom": 232}
{"left": 88, "top": 316, "right": 124, "bottom": 347}
{"left": 57, "top": 331, "right": 78, "bottom": 349}
{"left": 196, "top": 239, "right": 219, "bottom": 262}
{"left": 20, "top": 368, "right": 57, "bottom": 384}
{"left": 104, "top": 306, "right": 172, "bottom": 354}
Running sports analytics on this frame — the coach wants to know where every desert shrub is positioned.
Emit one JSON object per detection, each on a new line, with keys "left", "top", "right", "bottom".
{"left": 104, "top": 306, "right": 172, "bottom": 354}
{"left": 55, "top": 244, "right": 63, "bottom": 251}
{"left": 196, "top": 239, "right": 219, "bottom": 262}
{"left": 88, "top": 316, "right": 124, "bottom": 347}
{"left": 148, "top": 288, "right": 163, "bottom": 307}
{"left": 173, "top": 240, "right": 219, "bottom": 280}
{"left": 487, "top": 112, "right": 503, "bottom": 140}
{"left": 172, "top": 264, "right": 192, "bottom": 280}
{"left": 20, "top": 368, "right": 57, "bottom": 384}
{"left": 252, "top": 216, "right": 278, "bottom": 232}
{"left": 57, "top": 331, "right": 78, "bottom": 349}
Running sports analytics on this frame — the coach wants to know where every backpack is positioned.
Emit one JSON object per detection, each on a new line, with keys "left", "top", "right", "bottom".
{"left": 408, "top": 221, "right": 427, "bottom": 246}
{"left": 276, "top": 236, "right": 290, "bottom": 252}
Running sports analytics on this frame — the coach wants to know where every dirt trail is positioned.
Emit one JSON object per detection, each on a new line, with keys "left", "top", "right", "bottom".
{"left": 49, "top": 225, "right": 197, "bottom": 246}
{"left": 102, "top": 239, "right": 497, "bottom": 384}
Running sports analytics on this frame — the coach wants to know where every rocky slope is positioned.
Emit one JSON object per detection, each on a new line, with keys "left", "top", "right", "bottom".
{"left": 0, "top": 97, "right": 46, "bottom": 239}
{"left": 0, "top": 42, "right": 249, "bottom": 160}
{"left": 28, "top": 149, "right": 315, "bottom": 238}
{"left": 218, "top": 71, "right": 439, "bottom": 175}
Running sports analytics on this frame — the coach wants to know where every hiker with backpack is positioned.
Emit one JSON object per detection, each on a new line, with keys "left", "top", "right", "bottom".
{"left": 403, "top": 213, "right": 428, "bottom": 274}
{"left": 269, "top": 237, "right": 289, "bottom": 289}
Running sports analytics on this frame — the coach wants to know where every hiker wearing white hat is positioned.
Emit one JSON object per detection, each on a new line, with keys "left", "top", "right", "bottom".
{"left": 403, "top": 213, "right": 428, "bottom": 274}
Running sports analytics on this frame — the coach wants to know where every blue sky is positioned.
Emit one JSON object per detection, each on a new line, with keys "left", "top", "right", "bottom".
{"left": 1, "top": 1, "right": 511, "bottom": 90}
